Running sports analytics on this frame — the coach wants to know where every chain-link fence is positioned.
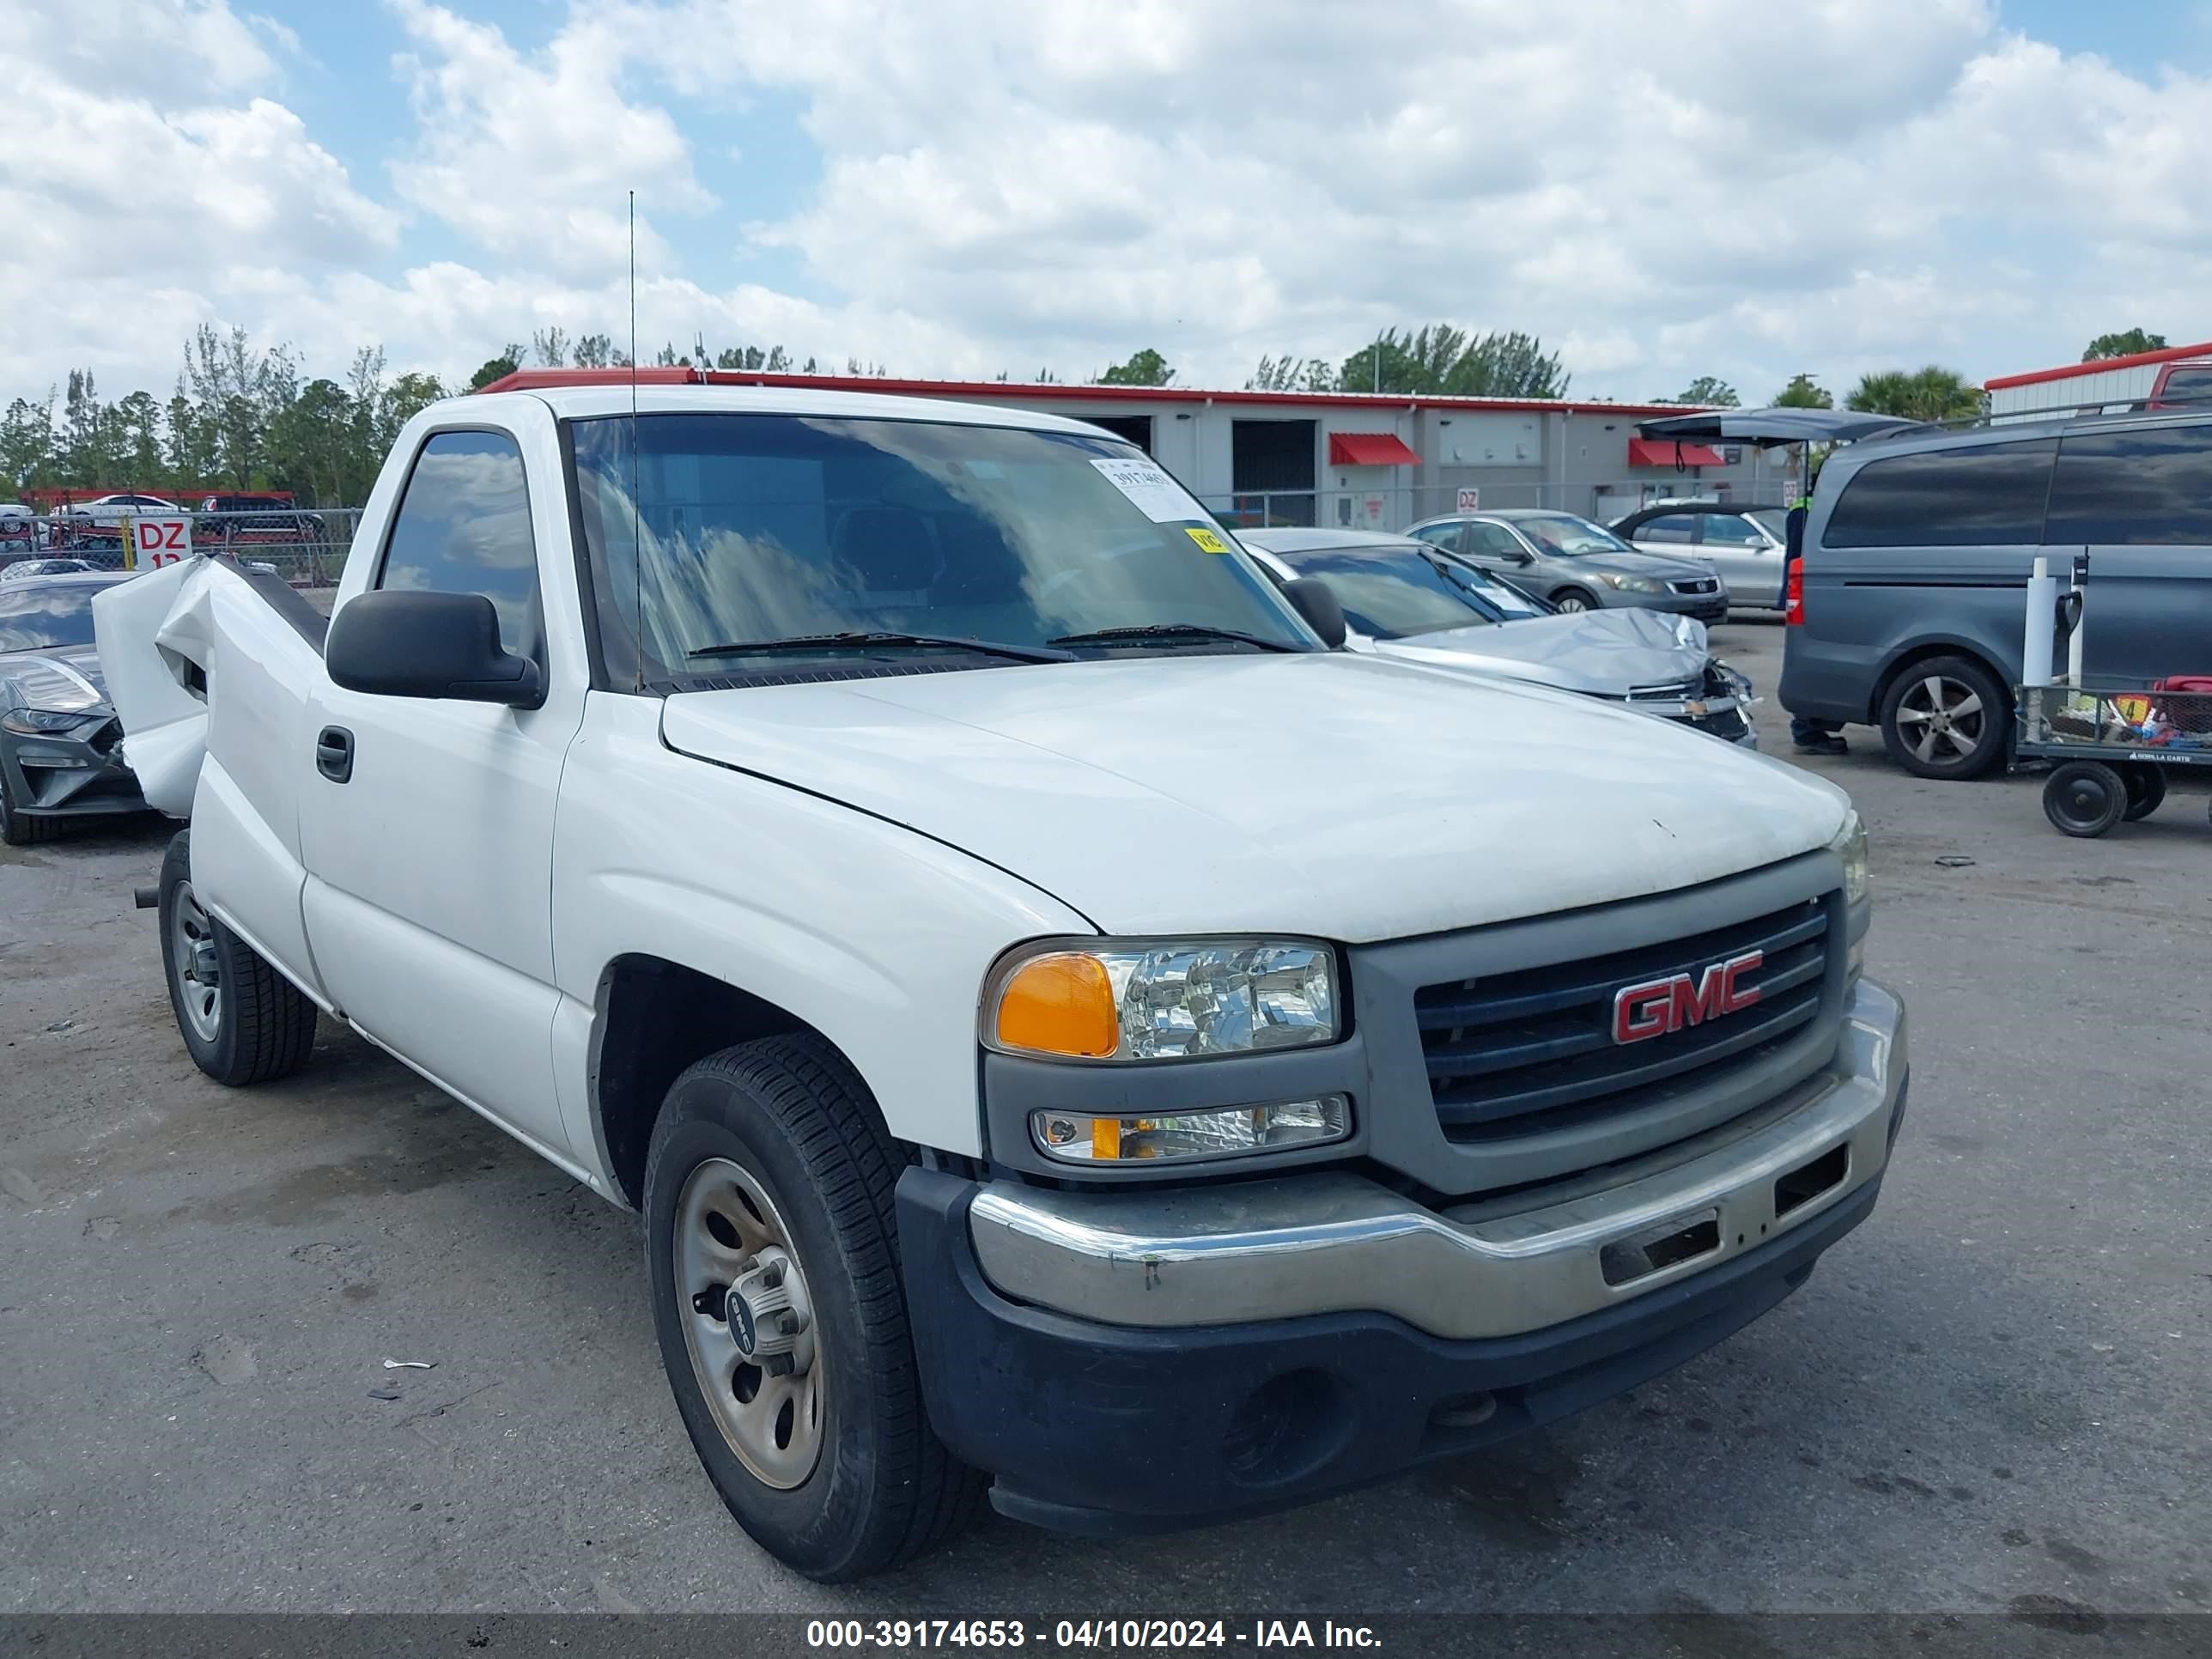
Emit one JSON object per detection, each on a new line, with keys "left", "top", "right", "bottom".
{"left": 0, "top": 507, "right": 361, "bottom": 591}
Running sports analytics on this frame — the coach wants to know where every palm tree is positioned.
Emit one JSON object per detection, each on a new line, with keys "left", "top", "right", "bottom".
{"left": 1846, "top": 366, "right": 1984, "bottom": 423}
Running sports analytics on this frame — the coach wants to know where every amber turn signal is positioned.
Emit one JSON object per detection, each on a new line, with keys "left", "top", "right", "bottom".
{"left": 993, "top": 951, "right": 1119, "bottom": 1059}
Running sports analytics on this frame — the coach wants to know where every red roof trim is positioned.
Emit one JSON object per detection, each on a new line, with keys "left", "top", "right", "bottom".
{"left": 475, "top": 364, "right": 1701, "bottom": 418}
{"left": 1627, "top": 438, "right": 1726, "bottom": 468}
{"left": 1984, "top": 339, "right": 2212, "bottom": 392}
{"left": 1328, "top": 431, "right": 1422, "bottom": 466}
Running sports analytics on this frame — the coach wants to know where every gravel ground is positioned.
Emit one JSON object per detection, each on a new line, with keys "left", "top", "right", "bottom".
{"left": 1, "top": 615, "right": 2205, "bottom": 1624}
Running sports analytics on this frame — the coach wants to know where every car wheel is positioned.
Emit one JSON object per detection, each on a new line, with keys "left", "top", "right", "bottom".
{"left": 157, "top": 830, "right": 319, "bottom": 1085}
{"left": 1879, "top": 655, "right": 2010, "bottom": 780}
{"left": 1553, "top": 588, "right": 1595, "bottom": 613}
{"left": 2119, "top": 763, "right": 2167, "bottom": 822}
{"left": 644, "top": 1033, "right": 984, "bottom": 1581}
{"left": 2043, "top": 762, "right": 2128, "bottom": 838}
{"left": 0, "top": 765, "right": 61, "bottom": 846}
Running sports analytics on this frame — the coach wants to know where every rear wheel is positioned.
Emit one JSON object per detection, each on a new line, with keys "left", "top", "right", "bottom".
{"left": 158, "top": 830, "right": 319, "bottom": 1085}
{"left": 0, "top": 767, "right": 61, "bottom": 846}
{"left": 643, "top": 1034, "right": 983, "bottom": 1581}
{"left": 1880, "top": 655, "right": 2010, "bottom": 780}
{"left": 2043, "top": 762, "right": 2128, "bottom": 838}
{"left": 1553, "top": 588, "right": 1595, "bottom": 613}
{"left": 2120, "top": 763, "right": 2167, "bottom": 822}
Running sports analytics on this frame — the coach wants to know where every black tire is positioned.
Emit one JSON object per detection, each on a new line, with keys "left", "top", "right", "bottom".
{"left": 1879, "top": 654, "right": 2011, "bottom": 780}
{"left": 2120, "top": 763, "right": 2167, "bottom": 823}
{"left": 1553, "top": 588, "right": 1596, "bottom": 613}
{"left": 643, "top": 1033, "right": 983, "bottom": 1581}
{"left": 157, "top": 830, "right": 319, "bottom": 1085}
{"left": 0, "top": 766, "right": 61, "bottom": 846}
{"left": 2043, "top": 762, "right": 2128, "bottom": 838}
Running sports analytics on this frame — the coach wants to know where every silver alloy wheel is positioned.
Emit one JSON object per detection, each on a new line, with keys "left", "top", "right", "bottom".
{"left": 1893, "top": 673, "right": 1987, "bottom": 766}
{"left": 170, "top": 880, "right": 223, "bottom": 1043}
{"left": 675, "top": 1157, "right": 824, "bottom": 1489}
{"left": 1554, "top": 592, "right": 1589, "bottom": 612}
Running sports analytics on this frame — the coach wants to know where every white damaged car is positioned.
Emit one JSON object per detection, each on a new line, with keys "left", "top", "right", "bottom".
{"left": 1241, "top": 527, "right": 1758, "bottom": 747}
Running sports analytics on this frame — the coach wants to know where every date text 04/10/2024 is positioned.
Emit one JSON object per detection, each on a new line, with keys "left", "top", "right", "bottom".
{"left": 803, "top": 1620, "right": 1382, "bottom": 1649}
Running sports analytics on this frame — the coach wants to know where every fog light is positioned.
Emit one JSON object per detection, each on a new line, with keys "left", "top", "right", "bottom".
{"left": 1030, "top": 1095, "right": 1350, "bottom": 1164}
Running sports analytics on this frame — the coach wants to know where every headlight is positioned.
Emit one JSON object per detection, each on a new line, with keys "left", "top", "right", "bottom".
{"left": 985, "top": 938, "right": 1339, "bottom": 1061}
{"left": 1596, "top": 573, "right": 1667, "bottom": 593}
{"left": 1832, "top": 810, "right": 1869, "bottom": 908}
{"left": 1030, "top": 1096, "right": 1351, "bottom": 1164}
{"left": 1, "top": 708, "right": 93, "bottom": 736}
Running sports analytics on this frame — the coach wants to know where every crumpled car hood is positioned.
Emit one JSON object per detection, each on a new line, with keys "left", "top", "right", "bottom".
{"left": 660, "top": 650, "right": 1844, "bottom": 942}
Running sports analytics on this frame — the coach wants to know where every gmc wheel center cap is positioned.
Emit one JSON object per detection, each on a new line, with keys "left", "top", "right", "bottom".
{"left": 729, "top": 1294, "right": 758, "bottom": 1356}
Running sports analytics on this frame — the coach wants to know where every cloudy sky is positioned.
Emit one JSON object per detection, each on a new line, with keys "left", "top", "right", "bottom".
{"left": 5, "top": 0, "right": 2211, "bottom": 407}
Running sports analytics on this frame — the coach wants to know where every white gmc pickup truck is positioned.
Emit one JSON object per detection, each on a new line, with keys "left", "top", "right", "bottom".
{"left": 94, "top": 380, "right": 1906, "bottom": 1581}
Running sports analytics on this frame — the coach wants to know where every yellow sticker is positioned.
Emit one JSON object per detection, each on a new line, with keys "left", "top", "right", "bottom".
{"left": 1185, "top": 526, "right": 1231, "bottom": 553}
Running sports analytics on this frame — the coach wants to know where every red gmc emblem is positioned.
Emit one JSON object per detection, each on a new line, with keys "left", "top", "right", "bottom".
{"left": 1611, "top": 951, "right": 1763, "bottom": 1044}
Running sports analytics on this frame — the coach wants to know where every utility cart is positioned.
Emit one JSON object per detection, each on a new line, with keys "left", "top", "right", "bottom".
{"left": 2017, "top": 680, "right": 2212, "bottom": 836}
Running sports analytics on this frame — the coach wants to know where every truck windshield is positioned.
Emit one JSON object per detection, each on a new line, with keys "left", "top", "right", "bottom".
{"left": 568, "top": 414, "right": 1316, "bottom": 681}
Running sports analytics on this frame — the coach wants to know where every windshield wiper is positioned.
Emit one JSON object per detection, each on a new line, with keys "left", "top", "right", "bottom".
{"left": 686, "top": 630, "right": 1075, "bottom": 664}
{"left": 1048, "top": 623, "right": 1297, "bottom": 653}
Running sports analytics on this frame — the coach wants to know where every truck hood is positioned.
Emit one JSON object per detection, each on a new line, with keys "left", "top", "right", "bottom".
{"left": 1370, "top": 610, "right": 1709, "bottom": 695}
{"left": 659, "top": 653, "right": 1845, "bottom": 943}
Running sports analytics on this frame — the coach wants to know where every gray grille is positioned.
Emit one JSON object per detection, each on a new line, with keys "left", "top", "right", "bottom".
{"left": 1414, "top": 896, "right": 1831, "bottom": 1140}
{"left": 1671, "top": 577, "right": 1719, "bottom": 594}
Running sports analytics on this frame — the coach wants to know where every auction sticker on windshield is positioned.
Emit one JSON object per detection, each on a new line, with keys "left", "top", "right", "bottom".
{"left": 1185, "top": 526, "right": 1231, "bottom": 553}
{"left": 1091, "top": 456, "right": 1205, "bottom": 523}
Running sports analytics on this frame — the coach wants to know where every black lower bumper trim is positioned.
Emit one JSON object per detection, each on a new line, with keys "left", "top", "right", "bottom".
{"left": 896, "top": 1165, "right": 1884, "bottom": 1536}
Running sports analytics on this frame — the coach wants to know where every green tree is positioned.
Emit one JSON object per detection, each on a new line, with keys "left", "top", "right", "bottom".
{"left": 1675, "top": 376, "right": 1739, "bottom": 407}
{"left": 387, "top": 372, "right": 447, "bottom": 430}
{"left": 532, "top": 326, "right": 569, "bottom": 368}
{"left": 115, "top": 391, "right": 165, "bottom": 484}
{"left": 1339, "top": 333, "right": 1430, "bottom": 394}
{"left": 1247, "top": 354, "right": 1333, "bottom": 392}
{"left": 0, "top": 394, "right": 56, "bottom": 491}
{"left": 2082, "top": 328, "right": 2166, "bottom": 362}
{"left": 1097, "top": 348, "right": 1174, "bottom": 386}
{"left": 1443, "top": 331, "right": 1570, "bottom": 398}
{"left": 267, "top": 379, "right": 356, "bottom": 507}
{"left": 713, "top": 344, "right": 793, "bottom": 372}
{"left": 467, "top": 343, "right": 526, "bottom": 392}
{"left": 1846, "top": 365, "right": 1983, "bottom": 422}
{"left": 572, "top": 333, "right": 617, "bottom": 368}
{"left": 1774, "top": 373, "right": 1833, "bottom": 409}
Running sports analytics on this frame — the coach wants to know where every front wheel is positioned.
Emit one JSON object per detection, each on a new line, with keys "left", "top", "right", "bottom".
{"left": 157, "top": 830, "right": 319, "bottom": 1085}
{"left": 0, "top": 766, "right": 59, "bottom": 846}
{"left": 643, "top": 1034, "right": 983, "bottom": 1581}
{"left": 1879, "top": 655, "right": 2010, "bottom": 780}
{"left": 1553, "top": 588, "right": 1595, "bottom": 613}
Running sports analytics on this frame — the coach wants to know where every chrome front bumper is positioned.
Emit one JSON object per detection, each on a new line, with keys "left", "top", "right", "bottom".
{"left": 969, "top": 976, "right": 1905, "bottom": 1341}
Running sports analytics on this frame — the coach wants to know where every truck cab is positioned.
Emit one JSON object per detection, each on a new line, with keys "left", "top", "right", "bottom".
{"left": 94, "top": 382, "right": 1906, "bottom": 1580}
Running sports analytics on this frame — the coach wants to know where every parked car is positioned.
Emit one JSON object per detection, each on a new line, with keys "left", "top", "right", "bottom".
{"left": 0, "top": 503, "right": 35, "bottom": 544}
{"left": 195, "top": 493, "right": 326, "bottom": 544}
{"left": 96, "top": 385, "right": 1900, "bottom": 1579}
{"left": 1780, "top": 406, "right": 2212, "bottom": 779}
{"left": 0, "top": 570, "right": 144, "bottom": 843}
{"left": 57, "top": 493, "right": 182, "bottom": 545}
{"left": 0, "top": 557, "right": 100, "bottom": 583}
{"left": 1406, "top": 509, "right": 1729, "bottom": 621}
{"left": 1611, "top": 500, "right": 1790, "bottom": 609}
{"left": 1239, "top": 528, "right": 1757, "bottom": 746}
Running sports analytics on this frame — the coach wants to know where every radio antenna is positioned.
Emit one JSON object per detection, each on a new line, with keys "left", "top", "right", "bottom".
{"left": 628, "top": 189, "right": 645, "bottom": 692}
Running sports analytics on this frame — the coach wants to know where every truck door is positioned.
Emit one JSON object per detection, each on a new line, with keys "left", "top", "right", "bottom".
{"left": 299, "top": 426, "right": 582, "bottom": 1158}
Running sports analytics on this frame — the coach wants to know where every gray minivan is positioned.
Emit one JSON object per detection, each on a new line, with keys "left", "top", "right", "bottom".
{"left": 1779, "top": 409, "right": 2212, "bottom": 779}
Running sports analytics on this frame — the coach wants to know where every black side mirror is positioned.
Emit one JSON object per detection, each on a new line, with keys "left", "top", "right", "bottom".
{"left": 1283, "top": 575, "right": 1347, "bottom": 648}
{"left": 327, "top": 590, "right": 544, "bottom": 708}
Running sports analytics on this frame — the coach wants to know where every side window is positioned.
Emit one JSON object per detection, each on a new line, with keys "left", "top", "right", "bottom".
{"left": 377, "top": 430, "right": 541, "bottom": 657}
{"left": 2046, "top": 425, "right": 2212, "bottom": 545}
{"left": 1463, "top": 521, "right": 1527, "bottom": 558}
{"left": 1411, "top": 522, "right": 1465, "bottom": 554}
{"left": 1698, "top": 514, "right": 1764, "bottom": 545}
{"left": 1824, "top": 440, "right": 2056, "bottom": 549}
{"left": 1633, "top": 514, "right": 1699, "bottom": 544}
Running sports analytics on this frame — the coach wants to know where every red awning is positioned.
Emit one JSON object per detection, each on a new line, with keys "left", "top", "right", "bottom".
{"left": 1627, "top": 437, "right": 1726, "bottom": 468}
{"left": 1328, "top": 431, "right": 1422, "bottom": 466}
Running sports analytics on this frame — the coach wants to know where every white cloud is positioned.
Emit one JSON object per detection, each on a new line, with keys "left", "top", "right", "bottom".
{"left": 7, "top": 0, "right": 2212, "bottom": 415}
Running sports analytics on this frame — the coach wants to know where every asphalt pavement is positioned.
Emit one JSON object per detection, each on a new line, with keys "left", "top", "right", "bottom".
{"left": 1, "top": 614, "right": 2206, "bottom": 1623}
